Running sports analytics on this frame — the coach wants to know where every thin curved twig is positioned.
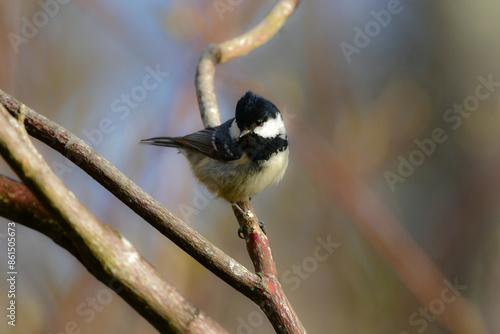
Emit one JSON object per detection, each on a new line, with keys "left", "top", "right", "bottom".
{"left": 195, "top": 1, "right": 305, "bottom": 333}
{"left": 196, "top": 0, "right": 301, "bottom": 128}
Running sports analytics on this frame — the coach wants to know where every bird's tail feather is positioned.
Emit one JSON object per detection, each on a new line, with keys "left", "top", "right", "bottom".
{"left": 140, "top": 137, "right": 183, "bottom": 148}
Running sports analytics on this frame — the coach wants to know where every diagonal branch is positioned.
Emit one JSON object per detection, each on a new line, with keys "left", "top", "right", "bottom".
{"left": 0, "top": 89, "right": 260, "bottom": 299}
{"left": 0, "top": 105, "right": 227, "bottom": 333}
{"left": 0, "top": 174, "right": 231, "bottom": 333}
{"left": 0, "top": 174, "right": 77, "bottom": 257}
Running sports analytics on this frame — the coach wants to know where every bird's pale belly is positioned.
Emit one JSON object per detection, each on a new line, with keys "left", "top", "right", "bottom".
{"left": 190, "top": 149, "right": 289, "bottom": 202}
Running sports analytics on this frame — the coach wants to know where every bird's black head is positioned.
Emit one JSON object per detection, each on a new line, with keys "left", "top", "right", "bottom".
{"left": 235, "top": 91, "right": 282, "bottom": 133}
{"left": 232, "top": 91, "right": 288, "bottom": 162}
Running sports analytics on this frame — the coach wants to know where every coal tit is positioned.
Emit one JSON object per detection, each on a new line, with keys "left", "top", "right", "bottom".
{"left": 141, "top": 91, "right": 289, "bottom": 213}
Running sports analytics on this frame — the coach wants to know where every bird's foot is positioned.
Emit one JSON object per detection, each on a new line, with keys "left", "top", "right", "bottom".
{"left": 238, "top": 221, "right": 267, "bottom": 239}
{"left": 232, "top": 203, "right": 266, "bottom": 238}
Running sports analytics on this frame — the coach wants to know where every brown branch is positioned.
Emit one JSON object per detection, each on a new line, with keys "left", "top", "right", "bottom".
{"left": 195, "top": 1, "right": 305, "bottom": 333}
{"left": 232, "top": 200, "right": 303, "bottom": 332}
{"left": 0, "top": 105, "right": 227, "bottom": 333}
{"left": 0, "top": 89, "right": 260, "bottom": 299}
{"left": 0, "top": 174, "right": 77, "bottom": 257}
{"left": 0, "top": 174, "right": 232, "bottom": 332}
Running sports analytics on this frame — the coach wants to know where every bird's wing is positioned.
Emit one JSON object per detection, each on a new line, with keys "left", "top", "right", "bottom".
{"left": 142, "top": 119, "right": 243, "bottom": 161}
{"left": 177, "top": 124, "right": 242, "bottom": 161}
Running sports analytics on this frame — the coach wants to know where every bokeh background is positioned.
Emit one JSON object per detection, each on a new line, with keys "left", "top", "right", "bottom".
{"left": 1, "top": 0, "right": 500, "bottom": 333}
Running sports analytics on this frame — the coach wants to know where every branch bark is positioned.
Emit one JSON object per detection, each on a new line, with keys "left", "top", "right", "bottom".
{"left": 0, "top": 89, "right": 260, "bottom": 298}
{"left": 232, "top": 200, "right": 303, "bottom": 333}
{"left": 0, "top": 174, "right": 77, "bottom": 257}
{"left": 0, "top": 105, "right": 227, "bottom": 333}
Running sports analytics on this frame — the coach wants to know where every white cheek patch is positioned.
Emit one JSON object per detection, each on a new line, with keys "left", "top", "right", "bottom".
{"left": 254, "top": 115, "right": 286, "bottom": 138}
{"left": 230, "top": 119, "right": 240, "bottom": 140}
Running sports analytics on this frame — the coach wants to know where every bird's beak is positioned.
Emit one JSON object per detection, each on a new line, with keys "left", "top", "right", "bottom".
{"left": 239, "top": 128, "right": 251, "bottom": 138}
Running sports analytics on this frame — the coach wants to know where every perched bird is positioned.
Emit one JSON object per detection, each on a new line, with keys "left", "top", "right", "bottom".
{"left": 141, "top": 91, "right": 289, "bottom": 235}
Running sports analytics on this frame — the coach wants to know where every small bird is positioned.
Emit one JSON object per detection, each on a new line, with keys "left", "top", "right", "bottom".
{"left": 141, "top": 91, "right": 289, "bottom": 236}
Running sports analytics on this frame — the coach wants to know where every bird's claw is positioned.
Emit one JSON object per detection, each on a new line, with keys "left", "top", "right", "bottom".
{"left": 237, "top": 221, "right": 267, "bottom": 239}
{"left": 258, "top": 221, "right": 266, "bottom": 235}
{"left": 237, "top": 225, "right": 246, "bottom": 239}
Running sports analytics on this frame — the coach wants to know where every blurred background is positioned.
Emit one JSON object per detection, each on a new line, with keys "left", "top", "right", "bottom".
{"left": 1, "top": 0, "right": 499, "bottom": 333}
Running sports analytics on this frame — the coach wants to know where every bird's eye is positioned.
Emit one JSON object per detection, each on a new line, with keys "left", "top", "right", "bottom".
{"left": 255, "top": 119, "right": 263, "bottom": 126}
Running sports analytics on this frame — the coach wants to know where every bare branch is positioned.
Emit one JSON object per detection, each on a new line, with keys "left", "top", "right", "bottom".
{"left": 232, "top": 200, "right": 303, "bottom": 332}
{"left": 0, "top": 174, "right": 77, "bottom": 257}
{"left": 218, "top": 1, "right": 300, "bottom": 64}
{"left": 0, "top": 105, "right": 228, "bottom": 333}
{"left": 0, "top": 89, "right": 260, "bottom": 298}
{"left": 196, "top": 44, "right": 222, "bottom": 128}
